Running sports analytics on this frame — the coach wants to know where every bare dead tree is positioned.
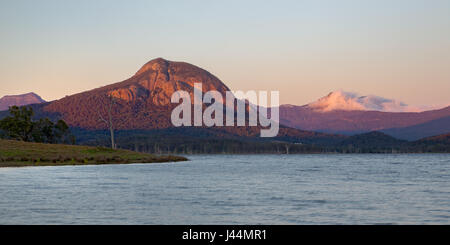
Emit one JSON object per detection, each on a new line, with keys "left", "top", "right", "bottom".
{"left": 284, "top": 144, "right": 290, "bottom": 154}
{"left": 98, "top": 95, "right": 116, "bottom": 149}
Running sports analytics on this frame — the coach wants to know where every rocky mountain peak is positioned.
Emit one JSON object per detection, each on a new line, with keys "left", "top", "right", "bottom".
{"left": 106, "top": 58, "right": 230, "bottom": 105}
{"left": 42, "top": 58, "right": 232, "bottom": 129}
{"left": 134, "top": 57, "right": 170, "bottom": 76}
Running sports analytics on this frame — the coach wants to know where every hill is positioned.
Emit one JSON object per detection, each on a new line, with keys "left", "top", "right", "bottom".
{"left": 381, "top": 116, "right": 450, "bottom": 140}
{"left": 407, "top": 133, "right": 450, "bottom": 153}
{"left": 326, "top": 131, "right": 450, "bottom": 153}
{"left": 417, "top": 133, "right": 450, "bottom": 144}
{"left": 0, "top": 139, "right": 187, "bottom": 167}
{"left": 333, "top": 131, "right": 408, "bottom": 153}
{"left": 0, "top": 92, "right": 46, "bottom": 111}
{"left": 279, "top": 104, "right": 450, "bottom": 135}
{"left": 41, "top": 58, "right": 230, "bottom": 130}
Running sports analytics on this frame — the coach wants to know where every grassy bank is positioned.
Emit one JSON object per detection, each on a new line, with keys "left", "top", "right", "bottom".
{"left": 0, "top": 139, "right": 187, "bottom": 167}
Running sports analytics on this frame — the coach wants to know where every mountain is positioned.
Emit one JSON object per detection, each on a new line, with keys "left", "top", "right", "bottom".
{"left": 0, "top": 92, "right": 46, "bottom": 111}
{"left": 381, "top": 116, "right": 450, "bottom": 140}
{"left": 306, "top": 91, "right": 439, "bottom": 113}
{"left": 279, "top": 92, "right": 450, "bottom": 137}
{"left": 22, "top": 58, "right": 343, "bottom": 147}
{"left": 280, "top": 104, "right": 450, "bottom": 135}
{"left": 42, "top": 58, "right": 230, "bottom": 130}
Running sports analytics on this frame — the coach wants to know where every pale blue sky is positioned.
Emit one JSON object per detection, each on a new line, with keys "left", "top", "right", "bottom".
{"left": 1, "top": 0, "right": 449, "bottom": 106}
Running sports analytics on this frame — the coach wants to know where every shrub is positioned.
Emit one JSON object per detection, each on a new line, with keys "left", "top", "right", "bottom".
{"left": 95, "top": 156, "right": 107, "bottom": 164}
{"left": 75, "top": 157, "right": 85, "bottom": 163}
{"left": 112, "top": 156, "right": 123, "bottom": 163}
{"left": 146, "top": 157, "right": 157, "bottom": 162}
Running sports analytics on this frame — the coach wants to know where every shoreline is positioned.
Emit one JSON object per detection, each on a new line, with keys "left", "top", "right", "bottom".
{"left": 0, "top": 139, "right": 188, "bottom": 168}
{"left": 0, "top": 157, "right": 188, "bottom": 168}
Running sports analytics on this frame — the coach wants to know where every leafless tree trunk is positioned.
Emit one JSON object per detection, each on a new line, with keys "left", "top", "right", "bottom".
{"left": 98, "top": 95, "right": 116, "bottom": 149}
{"left": 285, "top": 144, "right": 290, "bottom": 154}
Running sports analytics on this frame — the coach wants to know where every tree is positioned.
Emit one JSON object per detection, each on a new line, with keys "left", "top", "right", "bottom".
{"left": 31, "top": 118, "right": 54, "bottom": 143}
{"left": 0, "top": 106, "right": 34, "bottom": 141}
{"left": 0, "top": 106, "right": 74, "bottom": 144}
{"left": 54, "top": 120, "right": 70, "bottom": 143}
{"left": 98, "top": 95, "right": 117, "bottom": 149}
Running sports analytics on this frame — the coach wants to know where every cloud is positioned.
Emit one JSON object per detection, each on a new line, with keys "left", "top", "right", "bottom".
{"left": 307, "top": 90, "right": 448, "bottom": 112}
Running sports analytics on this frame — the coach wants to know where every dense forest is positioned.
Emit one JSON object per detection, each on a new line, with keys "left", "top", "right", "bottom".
{"left": 73, "top": 128, "right": 324, "bottom": 154}
{"left": 72, "top": 128, "right": 450, "bottom": 154}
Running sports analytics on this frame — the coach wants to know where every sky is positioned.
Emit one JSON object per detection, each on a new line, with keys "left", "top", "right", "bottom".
{"left": 1, "top": 0, "right": 449, "bottom": 107}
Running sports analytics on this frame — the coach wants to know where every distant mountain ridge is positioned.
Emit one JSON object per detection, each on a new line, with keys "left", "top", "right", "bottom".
{"left": 0, "top": 92, "right": 46, "bottom": 111}
{"left": 381, "top": 116, "right": 450, "bottom": 140}
{"left": 280, "top": 103, "right": 450, "bottom": 130}
{"left": 279, "top": 92, "right": 450, "bottom": 139}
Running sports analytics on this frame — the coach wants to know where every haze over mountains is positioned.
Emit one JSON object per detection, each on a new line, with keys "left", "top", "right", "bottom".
{"left": 1, "top": 58, "right": 449, "bottom": 144}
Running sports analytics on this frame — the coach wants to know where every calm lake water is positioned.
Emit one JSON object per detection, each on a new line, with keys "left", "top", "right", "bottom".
{"left": 0, "top": 154, "right": 449, "bottom": 225}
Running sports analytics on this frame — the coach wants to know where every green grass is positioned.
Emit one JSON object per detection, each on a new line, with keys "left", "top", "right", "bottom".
{"left": 0, "top": 139, "right": 188, "bottom": 167}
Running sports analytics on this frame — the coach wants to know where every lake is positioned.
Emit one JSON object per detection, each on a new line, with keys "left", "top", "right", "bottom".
{"left": 0, "top": 154, "right": 449, "bottom": 224}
